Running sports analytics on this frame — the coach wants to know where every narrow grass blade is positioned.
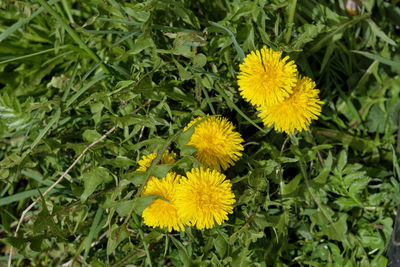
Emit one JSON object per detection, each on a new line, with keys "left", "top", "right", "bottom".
{"left": 36, "top": 0, "right": 110, "bottom": 74}
{"left": 337, "top": 87, "right": 365, "bottom": 130}
{"left": 0, "top": 188, "right": 47, "bottom": 207}
{"left": 30, "top": 108, "right": 61, "bottom": 150}
{"left": 61, "top": 60, "right": 79, "bottom": 102}
{"left": 21, "top": 170, "right": 53, "bottom": 187}
{"left": 284, "top": 0, "right": 297, "bottom": 44}
{"left": 112, "top": 31, "right": 141, "bottom": 47}
{"left": 392, "top": 145, "right": 400, "bottom": 180}
{"left": 83, "top": 207, "right": 104, "bottom": 261}
{"left": 209, "top": 21, "right": 245, "bottom": 62}
{"left": 66, "top": 74, "right": 108, "bottom": 108}
{"left": 309, "top": 14, "right": 369, "bottom": 53}
{"left": 0, "top": 46, "right": 68, "bottom": 65}
{"left": 0, "top": 0, "right": 61, "bottom": 43}
{"left": 351, "top": 50, "right": 400, "bottom": 69}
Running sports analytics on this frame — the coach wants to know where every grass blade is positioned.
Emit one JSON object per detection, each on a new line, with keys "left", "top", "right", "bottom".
{"left": 66, "top": 74, "right": 108, "bottom": 108}
{"left": 351, "top": 50, "right": 400, "bottom": 69}
{"left": 83, "top": 207, "right": 104, "bottom": 261}
{"left": 0, "top": 0, "right": 61, "bottom": 43}
{"left": 209, "top": 21, "right": 245, "bottom": 62}
{"left": 36, "top": 0, "right": 110, "bottom": 74}
{"left": 30, "top": 108, "right": 61, "bottom": 150}
{"left": 0, "top": 188, "right": 47, "bottom": 207}
{"left": 0, "top": 46, "right": 68, "bottom": 65}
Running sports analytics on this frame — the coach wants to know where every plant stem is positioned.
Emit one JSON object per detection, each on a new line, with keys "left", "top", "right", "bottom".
{"left": 36, "top": 0, "right": 110, "bottom": 74}
{"left": 285, "top": 0, "right": 297, "bottom": 44}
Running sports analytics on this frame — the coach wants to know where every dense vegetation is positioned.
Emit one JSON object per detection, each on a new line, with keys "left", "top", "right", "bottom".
{"left": 1, "top": 0, "right": 400, "bottom": 266}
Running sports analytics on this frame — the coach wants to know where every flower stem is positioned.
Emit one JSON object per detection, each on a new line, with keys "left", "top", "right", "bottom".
{"left": 285, "top": 0, "right": 297, "bottom": 44}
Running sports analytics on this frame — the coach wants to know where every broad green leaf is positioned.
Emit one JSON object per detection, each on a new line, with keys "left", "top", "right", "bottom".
{"left": 106, "top": 224, "right": 130, "bottom": 256}
{"left": 170, "top": 236, "right": 191, "bottom": 267}
{"left": 213, "top": 233, "right": 228, "bottom": 258}
{"left": 82, "top": 129, "right": 102, "bottom": 143}
{"left": 337, "top": 150, "right": 347, "bottom": 172}
{"left": 366, "top": 19, "right": 397, "bottom": 46}
{"left": 80, "top": 167, "right": 112, "bottom": 201}
{"left": 323, "top": 214, "right": 348, "bottom": 242}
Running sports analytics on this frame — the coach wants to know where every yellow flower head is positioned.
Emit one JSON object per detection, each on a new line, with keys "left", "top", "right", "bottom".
{"left": 142, "top": 172, "right": 185, "bottom": 232}
{"left": 136, "top": 150, "right": 176, "bottom": 172}
{"left": 257, "top": 76, "right": 324, "bottom": 134}
{"left": 237, "top": 46, "right": 298, "bottom": 107}
{"left": 185, "top": 116, "right": 244, "bottom": 171}
{"left": 175, "top": 167, "right": 235, "bottom": 230}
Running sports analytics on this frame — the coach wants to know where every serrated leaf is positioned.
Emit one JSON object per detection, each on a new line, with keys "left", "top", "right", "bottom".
{"left": 348, "top": 176, "right": 370, "bottom": 196}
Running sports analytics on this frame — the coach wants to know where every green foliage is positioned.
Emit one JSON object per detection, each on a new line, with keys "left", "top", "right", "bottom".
{"left": 0, "top": 0, "right": 399, "bottom": 266}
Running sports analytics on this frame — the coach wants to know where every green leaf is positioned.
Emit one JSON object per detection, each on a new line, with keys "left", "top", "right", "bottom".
{"left": 176, "top": 125, "right": 195, "bottom": 149}
{"left": 337, "top": 150, "right": 347, "bottom": 172}
{"left": 209, "top": 21, "right": 245, "bottom": 61}
{"left": 84, "top": 207, "right": 104, "bottom": 261}
{"left": 352, "top": 50, "right": 400, "bottom": 69}
{"left": 128, "top": 34, "right": 154, "bottom": 55}
{"left": 366, "top": 19, "right": 397, "bottom": 46}
{"left": 170, "top": 236, "right": 191, "bottom": 267}
{"left": 322, "top": 214, "right": 348, "bottom": 242}
{"left": 106, "top": 224, "right": 130, "bottom": 256}
{"left": 176, "top": 61, "right": 192, "bottom": 80}
{"left": 66, "top": 74, "right": 108, "bottom": 108}
{"left": 132, "top": 195, "right": 158, "bottom": 215}
{"left": 121, "top": 171, "right": 148, "bottom": 185}
{"left": 193, "top": 53, "right": 207, "bottom": 68}
{"left": 82, "top": 129, "right": 102, "bottom": 143}
{"left": 151, "top": 164, "right": 174, "bottom": 178}
{"left": 3, "top": 236, "right": 25, "bottom": 250}
{"left": 213, "top": 233, "right": 227, "bottom": 258}
{"left": 28, "top": 235, "right": 46, "bottom": 252}
{"left": 0, "top": 188, "right": 47, "bottom": 207}
{"left": 80, "top": 167, "right": 112, "bottom": 201}
{"left": 30, "top": 108, "right": 60, "bottom": 150}
{"left": 180, "top": 145, "right": 197, "bottom": 156}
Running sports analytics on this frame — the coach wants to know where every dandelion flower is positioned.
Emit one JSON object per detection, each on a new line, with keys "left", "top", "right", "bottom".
{"left": 257, "top": 76, "right": 324, "bottom": 134}
{"left": 185, "top": 116, "right": 244, "bottom": 171}
{"left": 175, "top": 167, "right": 235, "bottom": 229}
{"left": 136, "top": 150, "right": 176, "bottom": 172}
{"left": 141, "top": 172, "right": 185, "bottom": 232}
{"left": 237, "top": 46, "right": 298, "bottom": 106}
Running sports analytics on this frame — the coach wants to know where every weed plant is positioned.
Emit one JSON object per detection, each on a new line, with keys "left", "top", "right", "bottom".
{"left": 1, "top": 0, "right": 400, "bottom": 266}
